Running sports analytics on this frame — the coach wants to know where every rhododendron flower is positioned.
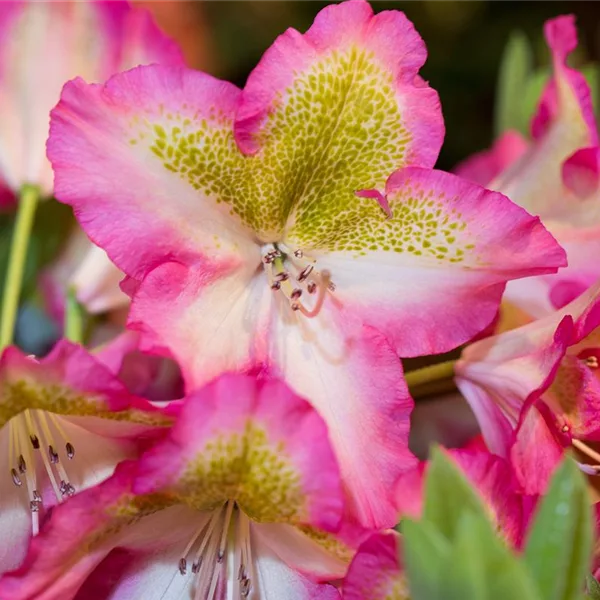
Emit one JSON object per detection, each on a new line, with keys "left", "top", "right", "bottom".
{"left": 456, "top": 283, "right": 600, "bottom": 493}
{"left": 48, "top": 0, "right": 565, "bottom": 526}
{"left": 0, "top": 340, "right": 172, "bottom": 575}
{"left": 0, "top": 374, "right": 365, "bottom": 600}
{"left": 457, "top": 15, "right": 600, "bottom": 319}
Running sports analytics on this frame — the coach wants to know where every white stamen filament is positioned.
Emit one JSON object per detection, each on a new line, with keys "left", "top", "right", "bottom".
{"left": 572, "top": 438, "right": 600, "bottom": 469}
{"left": 179, "top": 500, "right": 254, "bottom": 600}
{"left": 7, "top": 409, "right": 76, "bottom": 533}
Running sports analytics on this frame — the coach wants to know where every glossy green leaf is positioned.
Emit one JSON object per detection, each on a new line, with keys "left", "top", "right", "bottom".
{"left": 495, "top": 30, "right": 533, "bottom": 137}
{"left": 524, "top": 459, "right": 592, "bottom": 600}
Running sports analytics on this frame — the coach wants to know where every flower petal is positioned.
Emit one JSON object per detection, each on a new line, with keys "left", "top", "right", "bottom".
{"left": 128, "top": 261, "right": 270, "bottom": 385}
{"left": 0, "top": 340, "right": 171, "bottom": 429}
{"left": 493, "top": 15, "right": 597, "bottom": 220}
{"left": 49, "top": 65, "right": 259, "bottom": 280}
{"left": 235, "top": 0, "right": 442, "bottom": 162}
{"left": 342, "top": 531, "right": 406, "bottom": 600}
{"left": 0, "top": 462, "right": 191, "bottom": 600}
{"left": 237, "top": 0, "right": 442, "bottom": 244}
{"left": 133, "top": 373, "right": 345, "bottom": 532}
{"left": 0, "top": 426, "right": 30, "bottom": 575}
{"left": 0, "top": 2, "right": 118, "bottom": 193}
{"left": 254, "top": 522, "right": 350, "bottom": 581}
{"left": 454, "top": 130, "right": 529, "bottom": 187}
{"left": 269, "top": 305, "right": 416, "bottom": 528}
{"left": 307, "top": 167, "right": 566, "bottom": 356}
{"left": 252, "top": 529, "right": 341, "bottom": 600}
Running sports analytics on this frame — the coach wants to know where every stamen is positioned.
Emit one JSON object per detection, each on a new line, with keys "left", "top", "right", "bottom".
{"left": 8, "top": 408, "right": 79, "bottom": 528}
{"left": 296, "top": 270, "right": 330, "bottom": 318}
{"left": 11, "top": 468, "right": 22, "bottom": 487}
{"left": 585, "top": 356, "right": 599, "bottom": 369}
{"left": 572, "top": 438, "right": 600, "bottom": 465}
{"left": 178, "top": 502, "right": 254, "bottom": 599}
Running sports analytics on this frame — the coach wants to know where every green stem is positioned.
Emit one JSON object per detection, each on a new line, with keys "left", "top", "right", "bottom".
{"left": 64, "top": 286, "right": 84, "bottom": 344}
{"left": 404, "top": 359, "right": 457, "bottom": 390}
{"left": 0, "top": 184, "right": 39, "bottom": 350}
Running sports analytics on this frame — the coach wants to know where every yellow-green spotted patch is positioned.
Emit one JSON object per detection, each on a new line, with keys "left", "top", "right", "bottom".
{"left": 0, "top": 380, "right": 172, "bottom": 429}
{"left": 178, "top": 421, "right": 306, "bottom": 523}
{"left": 135, "top": 47, "right": 411, "bottom": 244}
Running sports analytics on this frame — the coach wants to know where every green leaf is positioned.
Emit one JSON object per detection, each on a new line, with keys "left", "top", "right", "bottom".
{"left": 586, "top": 574, "right": 600, "bottom": 600}
{"left": 402, "top": 518, "right": 452, "bottom": 600}
{"left": 495, "top": 30, "right": 533, "bottom": 137}
{"left": 524, "top": 458, "right": 593, "bottom": 600}
{"left": 423, "top": 446, "right": 491, "bottom": 541}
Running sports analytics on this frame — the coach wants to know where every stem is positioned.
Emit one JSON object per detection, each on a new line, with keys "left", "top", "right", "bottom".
{"left": 404, "top": 359, "right": 457, "bottom": 390}
{"left": 0, "top": 184, "right": 39, "bottom": 350}
{"left": 64, "top": 286, "right": 84, "bottom": 344}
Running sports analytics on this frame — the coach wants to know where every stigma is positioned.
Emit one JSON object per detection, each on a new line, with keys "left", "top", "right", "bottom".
{"left": 8, "top": 409, "right": 76, "bottom": 535}
{"left": 261, "top": 243, "right": 334, "bottom": 318}
{"left": 178, "top": 500, "right": 254, "bottom": 599}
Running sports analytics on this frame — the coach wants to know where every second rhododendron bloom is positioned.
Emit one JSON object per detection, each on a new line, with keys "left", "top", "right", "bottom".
{"left": 48, "top": 0, "right": 565, "bottom": 526}
{"left": 0, "top": 374, "right": 363, "bottom": 600}
{"left": 0, "top": 340, "right": 172, "bottom": 575}
{"left": 0, "top": 0, "right": 182, "bottom": 198}
{"left": 456, "top": 283, "right": 600, "bottom": 493}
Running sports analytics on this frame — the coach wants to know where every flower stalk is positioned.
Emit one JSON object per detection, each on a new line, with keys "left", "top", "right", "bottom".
{"left": 405, "top": 359, "right": 457, "bottom": 399}
{"left": 0, "top": 184, "right": 39, "bottom": 350}
{"left": 64, "top": 286, "right": 84, "bottom": 344}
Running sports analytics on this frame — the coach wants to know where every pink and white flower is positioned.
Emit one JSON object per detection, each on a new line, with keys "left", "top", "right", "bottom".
{"left": 456, "top": 283, "right": 600, "bottom": 493}
{"left": 457, "top": 15, "right": 600, "bottom": 319}
{"left": 0, "top": 374, "right": 366, "bottom": 600}
{"left": 0, "top": 0, "right": 182, "bottom": 198}
{"left": 0, "top": 339, "right": 172, "bottom": 575}
{"left": 47, "top": 0, "right": 565, "bottom": 526}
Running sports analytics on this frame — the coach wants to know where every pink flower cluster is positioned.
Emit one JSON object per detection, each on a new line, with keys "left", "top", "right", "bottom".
{"left": 0, "top": 1, "right": 599, "bottom": 598}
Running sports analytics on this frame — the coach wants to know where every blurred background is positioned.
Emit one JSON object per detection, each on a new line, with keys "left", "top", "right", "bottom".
{"left": 140, "top": 0, "right": 600, "bottom": 171}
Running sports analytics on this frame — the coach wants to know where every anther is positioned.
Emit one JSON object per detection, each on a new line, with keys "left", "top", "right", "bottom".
{"left": 191, "top": 561, "right": 201, "bottom": 574}
{"left": 49, "top": 445, "right": 59, "bottom": 464}
{"left": 66, "top": 442, "right": 75, "bottom": 459}
{"left": 60, "top": 480, "right": 75, "bottom": 497}
{"left": 18, "top": 454, "right": 26, "bottom": 473}
{"left": 33, "top": 490, "right": 42, "bottom": 501}
{"left": 586, "top": 356, "right": 599, "bottom": 369}
{"left": 562, "top": 425, "right": 570, "bottom": 433}
{"left": 297, "top": 265, "right": 314, "bottom": 281}
{"left": 178, "top": 558, "right": 187, "bottom": 575}
{"left": 307, "top": 282, "right": 317, "bottom": 294}
{"left": 290, "top": 289, "right": 302, "bottom": 300}
{"left": 217, "top": 550, "right": 225, "bottom": 563}
{"left": 294, "top": 249, "right": 303, "bottom": 258}
{"left": 274, "top": 272, "right": 289, "bottom": 282}
{"left": 30, "top": 434, "right": 40, "bottom": 449}
{"left": 241, "top": 578, "right": 251, "bottom": 597}
{"left": 270, "top": 281, "right": 281, "bottom": 291}
{"left": 291, "top": 303, "right": 300, "bottom": 311}
{"left": 11, "top": 468, "right": 22, "bottom": 487}
{"left": 30, "top": 501, "right": 40, "bottom": 513}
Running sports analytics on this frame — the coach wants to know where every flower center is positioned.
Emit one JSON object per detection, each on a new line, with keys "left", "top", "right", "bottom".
{"left": 8, "top": 409, "right": 76, "bottom": 535}
{"left": 261, "top": 242, "right": 334, "bottom": 318}
{"left": 178, "top": 500, "right": 254, "bottom": 599}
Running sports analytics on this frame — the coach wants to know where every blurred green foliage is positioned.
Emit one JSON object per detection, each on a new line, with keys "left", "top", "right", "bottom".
{"left": 201, "top": 1, "right": 600, "bottom": 169}
{"left": 403, "top": 450, "right": 594, "bottom": 600}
